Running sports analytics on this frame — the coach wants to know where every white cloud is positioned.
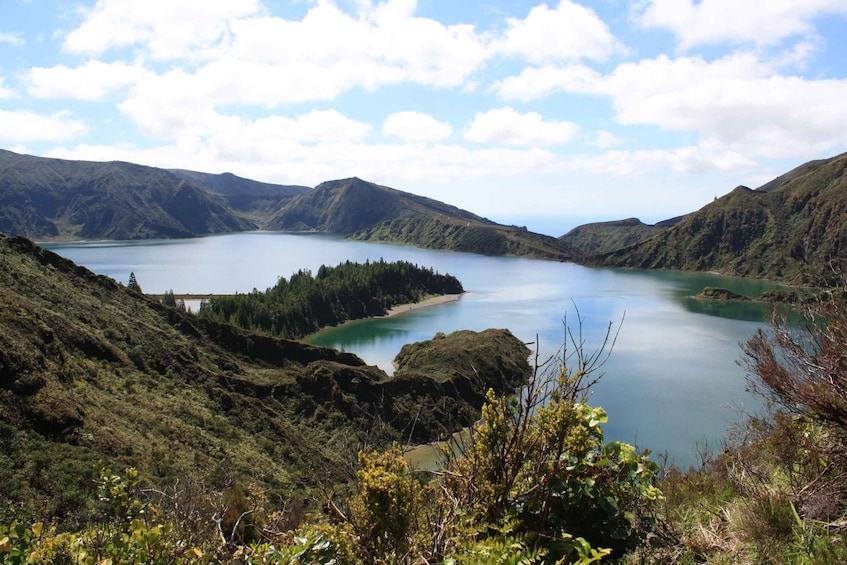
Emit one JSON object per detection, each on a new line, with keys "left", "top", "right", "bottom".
{"left": 382, "top": 111, "right": 452, "bottom": 142}
{"left": 63, "top": 0, "right": 490, "bottom": 110}
{"left": 0, "top": 32, "right": 25, "bottom": 46}
{"left": 119, "top": 86, "right": 372, "bottom": 147}
{"left": 495, "top": 0, "right": 620, "bottom": 63}
{"left": 0, "top": 110, "right": 87, "bottom": 142}
{"left": 64, "top": 0, "right": 264, "bottom": 60}
{"left": 568, "top": 144, "right": 757, "bottom": 177}
{"left": 117, "top": 70, "right": 234, "bottom": 140}
{"left": 496, "top": 63, "right": 601, "bottom": 101}
{"left": 25, "top": 60, "right": 151, "bottom": 100}
{"left": 224, "top": 2, "right": 489, "bottom": 92}
{"left": 255, "top": 110, "right": 373, "bottom": 143}
{"left": 634, "top": 0, "right": 847, "bottom": 51}
{"left": 465, "top": 107, "right": 579, "bottom": 146}
{"left": 497, "top": 52, "right": 847, "bottom": 161}
{"left": 601, "top": 54, "right": 847, "bottom": 159}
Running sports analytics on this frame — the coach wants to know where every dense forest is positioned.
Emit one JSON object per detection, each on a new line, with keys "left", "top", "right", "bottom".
{"left": 198, "top": 259, "right": 463, "bottom": 339}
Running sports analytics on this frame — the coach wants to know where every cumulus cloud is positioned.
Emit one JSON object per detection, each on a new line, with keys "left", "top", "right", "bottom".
{"left": 25, "top": 60, "right": 151, "bottom": 100}
{"left": 601, "top": 54, "right": 847, "bottom": 159}
{"left": 496, "top": 63, "right": 601, "bottom": 101}
{"left": 224, "top": 2, "right": 489, "bottom": 92}
{"left": 568, "top": 144, "right": 758, "bottom": 177}
{"left": 633, "top": 0, "right": 847, "bottom": 51}
{"left": 63, "top": 0, "right": 263, "bottom": 60}
{"left": 465, "top": 107, "right": 579, "bottom": 146}
{"left": 496, "top": 52, "right": 847, "bottom": 160}
{"left": 64, "top": 0, "right": 489, "bottom": 108}
{"left": 0, "top": 110, "right": 87, "bottom": 142}
{"left": 382, "top": 111, "right": 452, "bottom": 142}
{"left": 495, "top": 1, "right": 621, "bottom": 63}
{"left": 293, "top": 110, "right": 373, "bottom": 143}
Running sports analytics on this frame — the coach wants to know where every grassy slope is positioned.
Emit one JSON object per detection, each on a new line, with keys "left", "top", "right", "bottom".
{"left": 0, "top": 234, "right": 530, "bottom": 525}
{"left": 0, "top": 150, "right": 255, "bottom": 240}
{"left": 593, "top": 152, "right": 847, "bottom": 283}
{"left": 267, "top": 177, "right": 578, "bottom": 260}
{"left": 168, "top": 169, "right": 309, "bottom": 225}
{"left": 352, "top": 217, "right": 577, "bottom": 260}
{"left": 558, "top": 216, "right": 684, "bottom": 255}
{"left": 267, "top": 177, "right": 489, "bottom": 233}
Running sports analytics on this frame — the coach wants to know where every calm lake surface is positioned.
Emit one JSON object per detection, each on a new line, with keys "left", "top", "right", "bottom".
{"left": 44, "top": 232, "right": 783, "bottom": 468}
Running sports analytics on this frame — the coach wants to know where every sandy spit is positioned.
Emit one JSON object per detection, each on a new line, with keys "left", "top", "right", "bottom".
{"left": 384, "top": 293, "right": 465, "bottom": 317}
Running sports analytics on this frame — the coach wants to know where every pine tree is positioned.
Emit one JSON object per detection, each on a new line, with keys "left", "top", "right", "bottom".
{"left": 128, "top": 271, "right": 142, "bottom": 293}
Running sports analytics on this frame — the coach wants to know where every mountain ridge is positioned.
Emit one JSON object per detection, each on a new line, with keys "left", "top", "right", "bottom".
{"left": 0, "top": 150, "right": 575, "bottom": 260}
{"left": 590, "top": 151, "right": 847, "bottom": 283}
{"left": 271, "top": 176, "right": 577, "bottom": 260}
{"left": 558, "top": 216, "right": 686, "bottom": 256}
{"left": 0, "top": 149, "right": 254, "bottom": 240}
{"left": 168, "top": 168, "right": 309, "bottom": 222}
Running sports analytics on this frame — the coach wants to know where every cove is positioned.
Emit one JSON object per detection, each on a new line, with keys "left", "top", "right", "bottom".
{"left": 44, "top": 232, "right": 783, "bottom": 468}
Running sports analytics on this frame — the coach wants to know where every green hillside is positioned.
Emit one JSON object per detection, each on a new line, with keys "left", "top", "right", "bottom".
{"left": 593, "top": 152, "right": 847, "bottom": 283}
{"left": 0, "top": 150, "right": 254, "bottom": 240}
{"left": 0, "top": 233, "right": 530, "bottom": 526}
{"left": 353, "top": 216, "right": 577, "bottom": 260}
{"left": 1, "top": 151, "right": 578, "bottom": 261}
{"left": 267, "top": 176, "right": 488, "bottom": 233}
{"left": 168, "top": 168, "right": 309, "bottom": 223}
{"left": 269, "top": 176, "right": 577, "bottom": 260}
{"left": 558, "top": 216, "right": 684, "bottom": 255}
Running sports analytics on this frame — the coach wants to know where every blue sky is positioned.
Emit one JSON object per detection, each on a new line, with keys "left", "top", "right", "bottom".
{"left": 2, "top": 0, "right": 846, "bottom": 234}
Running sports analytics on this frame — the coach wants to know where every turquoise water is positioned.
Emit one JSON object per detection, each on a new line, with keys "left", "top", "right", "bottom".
{"left": 45, "top": 232, "right": 782, "bottom": 468}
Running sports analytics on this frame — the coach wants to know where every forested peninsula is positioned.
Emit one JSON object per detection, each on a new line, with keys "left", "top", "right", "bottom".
{"left": 197, "top": 259, "right": 463, "bottom": 339}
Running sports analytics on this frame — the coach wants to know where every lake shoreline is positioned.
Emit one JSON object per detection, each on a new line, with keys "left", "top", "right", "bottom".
{"left": 385, "top": 292, "right": 465, "bottom": 318}
{"left": 303, "top": 292, "right": 466, "bottom": 342}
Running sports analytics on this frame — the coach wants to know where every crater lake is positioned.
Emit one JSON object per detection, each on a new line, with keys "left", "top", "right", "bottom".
{"left": 44, "top": 231, "right": 782, "bottom": 468}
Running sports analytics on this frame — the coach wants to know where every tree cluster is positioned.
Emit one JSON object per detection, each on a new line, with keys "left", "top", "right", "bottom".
{"left": 198, "top": 259, "right": 463, "bottom": 340}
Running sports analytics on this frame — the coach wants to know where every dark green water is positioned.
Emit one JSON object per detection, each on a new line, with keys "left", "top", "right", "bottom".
{"left": 45, "top": 232, "right": 784, "bottom": 468}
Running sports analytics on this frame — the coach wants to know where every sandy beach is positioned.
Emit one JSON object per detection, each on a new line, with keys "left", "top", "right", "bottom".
{"left": 385, "top": 292, "right": 465, "bottom": 317}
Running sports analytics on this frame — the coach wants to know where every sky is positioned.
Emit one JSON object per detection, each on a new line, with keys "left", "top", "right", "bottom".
{"left": 2, "top": 0, "right": 847, "bottom": 235}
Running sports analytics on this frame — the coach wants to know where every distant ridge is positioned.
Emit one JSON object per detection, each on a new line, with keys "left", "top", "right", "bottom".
{"left": 169, "top": 168, "right": 308, "bottom": 221}
{"left": 0, "top": 151, "right": 574, "bottom": 260}
{"left": 271, "top": 177, "right": 578, "bottom": 260}
{"left": 0, "top": 149, "right": 254, "bottom": 240}
{"left": 559, "top": 216, "right": 685, "bottom": 255}
{"left": 268, "top": 176, "right": 490, "bottom": 233}
{"left": 592, "top": 151, "right": 847, "bottom": 284}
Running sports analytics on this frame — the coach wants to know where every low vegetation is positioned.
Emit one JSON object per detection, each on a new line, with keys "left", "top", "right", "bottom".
{"left": 0, "top": 149, "right": 255, "bottom": 240}
{"left": 642, "top": 284, "right": 847, "bottom": 563}
{"left": 1, "top": 311, "right": 664, "bottom": 563}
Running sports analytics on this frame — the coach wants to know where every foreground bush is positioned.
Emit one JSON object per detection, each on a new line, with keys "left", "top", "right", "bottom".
{"left": 308, "top": 317, "right": 662, "bottom": 564}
